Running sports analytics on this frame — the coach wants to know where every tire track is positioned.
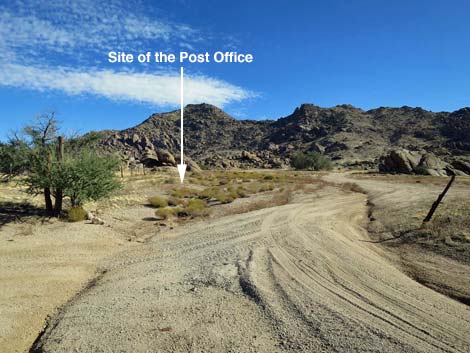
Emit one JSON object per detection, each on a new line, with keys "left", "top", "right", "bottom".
{"left": 31, "top": 186, "right": 470, "bottom": 353}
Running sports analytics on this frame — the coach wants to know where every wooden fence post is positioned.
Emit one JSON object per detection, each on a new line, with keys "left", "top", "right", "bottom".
{"left": 423, "top": 175, "right": 456, "bottom": 224}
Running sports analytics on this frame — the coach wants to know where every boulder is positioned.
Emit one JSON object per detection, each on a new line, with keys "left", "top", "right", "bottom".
{"left": 186, "top": 158, "right": 202, "bottom": 172}
{"left": 156, "top": 149, "right": 176, "bottom": 166}
{"left": 417, "top": 153, "right": 449, "bottom": 176}
{"left": 418, "top": 153, "right": 446, "bottom": 170}
{"left": 132, "top": 133, "right": 140, "bottom": 144}
{"left": 241, "top": 150, "right": 262, "bottom": 163}
{"left": 451, "top": 160, "right": 470, "bottom": 174}
{"left": 141, "top": 150, "right": 159, "bottom": 168}
{"left": 379, "top": 149, "right": 421, "bottom": 174}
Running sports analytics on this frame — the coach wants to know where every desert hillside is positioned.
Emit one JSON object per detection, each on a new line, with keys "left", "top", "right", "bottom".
{"left": 93, "top": 103, "right": 470, "bottom": 169}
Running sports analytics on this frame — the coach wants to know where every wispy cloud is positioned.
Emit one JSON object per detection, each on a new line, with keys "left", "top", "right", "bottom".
{"left": 0, "top": 0, "right": 253, "bottom": 107}
{"left": 0, "top": 0, "right": 201, "bottom": 63}
{"left": 0, "top": 64, "right": 255, "bottom": 107}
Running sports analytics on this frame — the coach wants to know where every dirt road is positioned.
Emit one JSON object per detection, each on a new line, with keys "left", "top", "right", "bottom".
{"left": 31, "top": 185, "right": 470, "bottom": 352}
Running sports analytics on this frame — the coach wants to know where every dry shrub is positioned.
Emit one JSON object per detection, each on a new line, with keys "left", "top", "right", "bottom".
{"left": 155, "top": 206, "right": 182, "bottom": 220}
{"left": 168, "top": 196, "right": 186, "bottom": 207}
{"left": 182, "top": 199, "right": 210, "bottom": 217}
{"left": 170, "top": 187, "right": 199, "bottom": 198}
{"left": 68, "top": 206, "right": 87, "bottom": 222}
{"left": 148, "top": 196, "right": 168, "bottom": 208}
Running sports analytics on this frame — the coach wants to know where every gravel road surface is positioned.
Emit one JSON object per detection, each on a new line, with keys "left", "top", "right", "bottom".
{"left": 31, "top": 185, "right": 470, "bottom": 353}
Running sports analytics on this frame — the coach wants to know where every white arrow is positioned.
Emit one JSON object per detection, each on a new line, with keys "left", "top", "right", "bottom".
{"left": 177, "top": 66, "right": 187, "bottom": 183}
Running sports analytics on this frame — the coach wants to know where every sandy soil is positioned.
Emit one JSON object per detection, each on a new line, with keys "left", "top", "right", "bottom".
{"left": 326, "top": 173, "right": 470, "bottom": 305}
{"left": 0, "top": 181, "right": 294, "bottom": 353}
{"left": 30, "top": 184, "right": 470, "bottom": 352}
{"left": 0, "top": 202, "right": 161, "bottom": 353}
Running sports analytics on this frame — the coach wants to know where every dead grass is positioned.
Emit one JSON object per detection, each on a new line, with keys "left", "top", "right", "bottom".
{"left": 399, "top": 200, "right": 470, "bottom": 262}
{"left": 229, "top": 189, "right": 291, "bottom": 215}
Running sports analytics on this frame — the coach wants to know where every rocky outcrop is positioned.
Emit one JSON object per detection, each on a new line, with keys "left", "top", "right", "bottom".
{"left": 379, "top": 150, "right": 421, "bottom": 174}
{"left": 379, "top": 149, "right": 469, "bottom": 176}
{"left": 451, "top": 160, "right": 470, "bottom": 175}
{"left": 241, "top": 150, "right": 262, "bottom": 164}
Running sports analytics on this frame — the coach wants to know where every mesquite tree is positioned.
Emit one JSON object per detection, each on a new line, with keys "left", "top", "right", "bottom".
{"left": 2, "top": 113, "right": 121, "bottom": 216}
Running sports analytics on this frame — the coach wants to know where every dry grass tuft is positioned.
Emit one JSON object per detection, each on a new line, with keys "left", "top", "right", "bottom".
{"left": 148, "top": 196, "right": 169, "bottom": 208}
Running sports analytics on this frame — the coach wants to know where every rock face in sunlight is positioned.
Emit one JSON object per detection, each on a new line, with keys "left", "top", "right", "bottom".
{"left": 86, "top": 103, "right": 470, "bottom": 171}
{"left": 378, "top": 149, "right": 468, "bottom": 176}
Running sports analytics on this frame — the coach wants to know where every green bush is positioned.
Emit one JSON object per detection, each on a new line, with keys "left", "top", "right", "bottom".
{"left": 148, "top": 196, "right": 168, "bottom": 208}
{"left": 168, "top": 196, "right": 185, "bottom": 206}
{"left": 290, "top": 152, "right": 332, "bottom": 171}
{"left": 184, "top": 198, "right": 210, "bottom": 217}
{"left": 68, "top": 206, "right": 87, "bottom": 222}
{"left": 414, "top": 166, "right": 430, "bottom": 175}
{"left": 51, "top": 151, "right": 121, "bottom": 207}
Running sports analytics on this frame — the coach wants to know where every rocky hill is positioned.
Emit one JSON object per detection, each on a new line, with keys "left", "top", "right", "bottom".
{"left": 94, "top": 103, "right": 470, "bottom": 170}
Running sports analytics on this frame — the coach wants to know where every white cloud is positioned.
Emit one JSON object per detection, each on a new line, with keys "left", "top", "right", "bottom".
{"left": 0, "top": 0, "right": 255, "bottom": 108}
{"left": 0, "top": 64, "right": 255, "bottom": 107}
{"left": 0, "top": 0, "right": 203, "bottom": 63}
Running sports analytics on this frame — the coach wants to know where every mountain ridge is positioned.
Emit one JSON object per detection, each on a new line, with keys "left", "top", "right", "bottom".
{"left": 93, "top": 102, "right": 470, "bottom": 169}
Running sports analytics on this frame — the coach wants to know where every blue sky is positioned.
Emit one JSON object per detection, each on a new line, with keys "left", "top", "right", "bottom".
{"left": 1, "top": 0, "right": 470, "bottom": 141}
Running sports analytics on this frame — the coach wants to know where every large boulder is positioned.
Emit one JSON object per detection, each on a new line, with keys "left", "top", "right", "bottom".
{"left": 141, "top": 151, "right": 159, "bottom": 168}
{"left": 379, "top": 149, "right": 421, "bottom": 174}
{"left": 417, "top": 153, "right": 449, "bottom": 176}
{"left": 186, "top": 158, "right": 202, "bottom": 172}
{"left": 156, "top": 149, "right": 176, "bottom": 166}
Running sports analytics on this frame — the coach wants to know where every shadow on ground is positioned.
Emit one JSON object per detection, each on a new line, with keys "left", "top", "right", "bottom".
{"left": 0, "top": 201, "right": 45, "bottom": 228}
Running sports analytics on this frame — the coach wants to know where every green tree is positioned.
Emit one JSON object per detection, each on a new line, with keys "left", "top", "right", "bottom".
{"left": 54, "top": 151, "right": 121, "bottom": 207}
{"left": 22, "top": 113, "right": 59, "bottom": 214}
{"left": 291, "top": 151, "right": 333, "bottom": 171}
{"left": 4, "top": 113, "right": 120, "bottom": 216}
{"left": 0, "top": 138, "right": 31, "bottom": 180}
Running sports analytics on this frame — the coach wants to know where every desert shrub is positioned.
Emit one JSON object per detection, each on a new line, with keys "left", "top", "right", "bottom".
{"left": 168, "top": 196, "right": 185, "bottom": 206}
{"left": 198, "top": 187, "right": 220, "bottom": 199}
{"left": 155, "top": 206, "right": 181, "bottom": 220}
{"left": 184, "top": 198, "right": 210, "bottom": 217}
{"left": 236, "top": 186, "right": 247, "bottom": 198}
{"left": 199, "top": 186, "right": 238, "bottom": 204}
{"left": 170, "top": 187, "right": 198, "bottom": 198}
{"left": 414, "top": 166, "right": 430, "bottom": 175}
{"left": 218, "top": 193, "right": 235, "bottom": 204}
{"left": 148, "top": 196, "right": 168, "bottom": 208}
{"left": 68, "top": 206, "right": 87, "bottom": 222}
{"left": 291, "top": 152, "right": 332, "bottom": 171}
